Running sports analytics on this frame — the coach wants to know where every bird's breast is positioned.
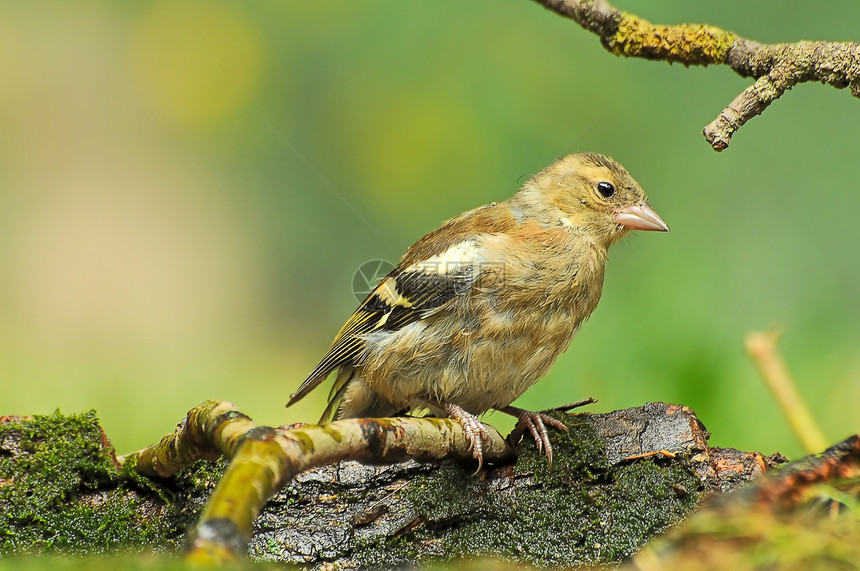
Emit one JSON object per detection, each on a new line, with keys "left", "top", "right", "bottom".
{"left": 477, "top": 228, "right": 605, "bottom": 316}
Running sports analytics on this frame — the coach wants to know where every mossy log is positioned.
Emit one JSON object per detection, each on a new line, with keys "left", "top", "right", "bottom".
{"left": 1, "top": 403, "right": 782, "bottom": 567}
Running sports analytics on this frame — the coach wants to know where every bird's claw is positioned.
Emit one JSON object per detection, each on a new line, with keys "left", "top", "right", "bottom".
{"left": 502, "top": 406, "right": 568, "bottom": 470}
{"left": 442, "top": 402, "right": 491, "bottom": 473}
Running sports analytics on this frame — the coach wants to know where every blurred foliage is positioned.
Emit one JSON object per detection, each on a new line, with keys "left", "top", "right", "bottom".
{"left": 632, "top": 457, "right": 860, "bottom": 570}
{"left": 0, "top": 1, "right": 858, "bottom": 461}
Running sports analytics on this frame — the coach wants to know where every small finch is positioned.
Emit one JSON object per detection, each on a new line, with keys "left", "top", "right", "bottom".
{"left": 288, "top": 153, "right": 668, "bottom": 468}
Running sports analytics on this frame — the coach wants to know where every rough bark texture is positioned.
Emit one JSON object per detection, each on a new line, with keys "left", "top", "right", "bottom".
{"left": 249, "top": 403, "right": 782, "bottom": 568}
{"left": 1, "top": 403, "right": 782, "bottom": 568}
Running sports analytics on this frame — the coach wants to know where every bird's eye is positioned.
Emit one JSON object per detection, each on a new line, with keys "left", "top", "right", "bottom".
{"left": 596, "top": 181, "right": 615, "bottom": 198}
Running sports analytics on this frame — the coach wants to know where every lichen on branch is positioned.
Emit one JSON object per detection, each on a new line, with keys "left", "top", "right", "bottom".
{"left": 611, "top": 16, "right": 735, "bottom": 64}
{"left": 534, "top": 0, "right": 860, "bottom": 150}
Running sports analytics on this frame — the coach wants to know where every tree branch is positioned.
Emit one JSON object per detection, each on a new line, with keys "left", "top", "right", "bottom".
{"left": 120, "top": 400, "right": 514, "bottom": 564}
{"left": 116, "top": 401, "right": 782, "bottom": 565}
{"left": 534, "top": 0, "right": 860, "bottom": 150}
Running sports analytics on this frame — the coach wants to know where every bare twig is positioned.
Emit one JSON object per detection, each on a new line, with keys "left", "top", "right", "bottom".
{"left": 745, "top": 330, "right": 828, "bottom": 455}
{"left": 534, "top": 0, "right": 860, "bottom": 151}
{"left": 547, "top": 397, "right": 597, "bottom": 412}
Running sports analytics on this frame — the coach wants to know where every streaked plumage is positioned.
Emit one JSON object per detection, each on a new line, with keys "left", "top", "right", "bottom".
{"left": 288, "top": 152, "right": 668, "bottom": 468}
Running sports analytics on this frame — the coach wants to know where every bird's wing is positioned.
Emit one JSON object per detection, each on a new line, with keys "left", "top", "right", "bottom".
{"left": 287, "top": 202, "right": 519, "bottom": 409}
{"left": 286, "top": 243, "right": 484, "bottom": 407}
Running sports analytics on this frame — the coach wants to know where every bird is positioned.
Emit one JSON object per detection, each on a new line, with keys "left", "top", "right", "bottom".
{"left": 287, "top": 152, "right": 668, "bottom": 469}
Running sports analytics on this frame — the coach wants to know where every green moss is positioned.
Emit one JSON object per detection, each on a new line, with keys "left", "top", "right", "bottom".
{"left": 0, "top": 411, "right": 224, "bottom": 557}
{"left": 405, "top": 462, "right": 484, "bottom": 522}
{"left": 352, "top": 531, "right": 423, "bottom": 569}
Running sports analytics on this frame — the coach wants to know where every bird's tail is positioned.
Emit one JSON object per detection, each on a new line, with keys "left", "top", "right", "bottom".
{"left": 319, "top": 367, "right": 354, "bottom": 422}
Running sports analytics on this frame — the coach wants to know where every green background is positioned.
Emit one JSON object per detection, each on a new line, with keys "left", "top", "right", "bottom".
{"left": 1, "top": 1, "right": 857, "bottom": 461}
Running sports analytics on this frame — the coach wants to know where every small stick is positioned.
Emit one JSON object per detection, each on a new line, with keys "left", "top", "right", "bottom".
{"left": 745, "top": 330, "right": 828, "bottom": 455}
{"left": 547, "top": 397, "right": 597, "bottom": 413}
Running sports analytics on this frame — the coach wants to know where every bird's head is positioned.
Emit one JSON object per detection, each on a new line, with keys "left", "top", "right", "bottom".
{"left": 522, "top": 152, "right": 669, "bottom": 248}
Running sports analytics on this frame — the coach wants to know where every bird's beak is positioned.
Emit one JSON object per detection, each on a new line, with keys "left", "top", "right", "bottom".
{"left": 615, "top": 203, "right": 669, "bottom": 232}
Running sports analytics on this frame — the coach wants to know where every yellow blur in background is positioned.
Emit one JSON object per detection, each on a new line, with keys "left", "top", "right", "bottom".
{"left": 1, "top": 1, "right": 858, "bottom": 459}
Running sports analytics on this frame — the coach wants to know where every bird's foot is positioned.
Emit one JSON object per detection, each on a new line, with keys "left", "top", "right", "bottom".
{"left": 500, "top": 405, "right": 568, "bottom": 470}
{"left": 441, "top": 401, "right": 491, "bottom": 473}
